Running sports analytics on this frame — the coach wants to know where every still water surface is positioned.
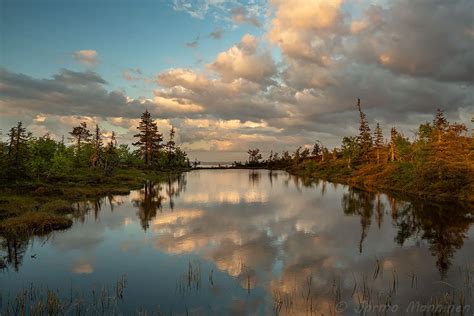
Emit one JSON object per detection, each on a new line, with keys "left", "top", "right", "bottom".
{"left": 1, "top": 170, "right": 473, "bottom": 314}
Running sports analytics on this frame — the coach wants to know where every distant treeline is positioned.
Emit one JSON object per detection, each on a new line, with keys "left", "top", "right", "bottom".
{"left": 242, "top": 100, "right": 474, "bottom": 201}
{"left": 0, "top": 110, "right": 191, "bottom": 183}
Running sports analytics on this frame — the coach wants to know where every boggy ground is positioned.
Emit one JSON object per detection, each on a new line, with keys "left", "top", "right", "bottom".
{"left": 0, "top": 168, "right": 187, "bottom": 238}
{"left": 287, "top": 160, "right": 474, "bottom": 204}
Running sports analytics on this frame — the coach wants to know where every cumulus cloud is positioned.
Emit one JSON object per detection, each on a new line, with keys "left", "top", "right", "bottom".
{"left": 268, "top": 0, "right": 346, "bottom": 65}
{"left": 261, "top": 0, "right": 474, "bottom": 144}
{"left": 73, "top": 50, "right": 98, "bottom": 66}
{"left": 347, "top": 0, "right": 474, "bottom": 82}
{"left": 1, "top": 0, "right": 473, "bottom": 160}
{"left": 208, "top": 34, "right": 277, "bottom": 84}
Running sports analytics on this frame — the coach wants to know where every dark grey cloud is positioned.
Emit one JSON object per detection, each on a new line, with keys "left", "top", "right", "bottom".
{"left": 185, "top": 36, "right": 200, "bottom": 49}
{"left": 348, "top": 0, "right": 474, "bottom": 83}
{"left": 53, "top": 69, "right": 107, "bottom": 85}
{"left": 1, "top": 0, "right": 473, "bottom": 155}
{"left": 231, "top": 6, "right": 261, "bottom": 27}
{"left": 0, "top": 68, "right": 144, "bottom": 118}
{"left": 208, "top": 28, "right": 224, "bottom": 40}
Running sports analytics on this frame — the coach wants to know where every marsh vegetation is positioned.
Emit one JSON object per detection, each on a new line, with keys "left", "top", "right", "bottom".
{"left": 243, "top": 103, "right": 474, "bottom": 202}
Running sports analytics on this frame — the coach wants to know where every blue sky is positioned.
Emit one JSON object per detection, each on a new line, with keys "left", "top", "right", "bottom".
{"left": 1, "top": 0, "right": 472, "bottom": 161}
{"left": 2, "top": 0, "right": 264, "bottom": 98}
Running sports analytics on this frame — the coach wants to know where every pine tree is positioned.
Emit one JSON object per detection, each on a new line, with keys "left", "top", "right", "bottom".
{"left": 166, "top": 126, "right": 176, "bottom": 164}
{"left": 321, "top": 147, "right": 330, "bottom": 162}
{"left": 356, "top": 99, "right": 372, "bottom": 163}
{"left": 311, "top": 142, "right": 321, "bottom": 160}
{"left": 374, "top": 123, "right": 384, "bottom": 164}
{"left": 342, "top": 136, "right": 358, "bottom": 168}
{"left": 7, "top": 121, "right": 31, "bottom": 177}
{"left": 268, "top": 150, "right": 274, "bottom": 164}
{"left": 133, "top": 110, "right": 163, "bottom": 165}
{"left": 90, "top": 124, "right": 103, "bottom": 168}
{"left": 433, "top": 108, "right": 448, "bottom": 144}
{"left": 292, "top": 146, "right": 302, "bottom": 163}
{"left": 0, "top": 130, "right": 6, "bottom": 179}
{"left": 272, "top": 152, "right": 279, "bottom": 162}
{"left": 301, "top": 147, "right": 310, "bottom": 160}
{"left": 103, "top": 131, "right": 119, "bottom": 175}
{"left": 247, "top": 148, "right": 262, "bottom": 165}
{"left": 69, "top": 122, "right": 92, "bottom": 154}
{"left": 389, "top": 127, "right": 398, "bottom": 162}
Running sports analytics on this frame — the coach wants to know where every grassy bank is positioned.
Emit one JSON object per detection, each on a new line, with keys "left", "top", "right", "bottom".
{"left": 287, "top": 159, "right": 474, "bottom": 203}
{"left": 0, "top": 167, "right": 188, "bottom": 238}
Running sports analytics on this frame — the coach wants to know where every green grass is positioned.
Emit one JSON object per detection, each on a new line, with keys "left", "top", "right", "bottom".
{"left": 0, "top": 167, "right": 188, "bottom": 237}
{"left": 288, "top": 160, "right": 474, "bottom": 203}
{"left": 0, "top": 211, "right": 72, "bottom": 237}
{"left": 38, "top": 199, "right": 74, "bottom": 214}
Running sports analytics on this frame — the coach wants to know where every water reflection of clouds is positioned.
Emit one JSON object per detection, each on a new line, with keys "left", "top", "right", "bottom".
{"left": 149, "top": 171, "right": 474, "bottom": 312}
{"left": 72, "top": 259, "right": 94, "bottom": 274}
{"left": 150, "top": 209, "right": 204, "bottom": 227}
{"left": 182, "top": 190, "right": 268, "bottom": 204}
{"left": 3, "top": 170, "right": 473, "bottom": 314}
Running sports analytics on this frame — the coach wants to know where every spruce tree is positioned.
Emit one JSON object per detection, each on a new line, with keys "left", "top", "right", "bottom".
{"left": 433, "top": 108, "right": 448, "bottom": 144}
{"left": 133, "top": 110, "right": 163, "bottom": 165}
{"left": 389, "top": 127, "right": 398, "bottom": 162}
{"left": 103, "top": 131, "right": 119, "bottom": 175}
{"left": 90, "top": 124, "right": 103, "bottom": 168}
{"left": 7, "top": 121, "right": 31, "bottom": 178}
{"left": 69, "top": 122, "right": 92, "bottom": 154}
{"left": 166, "top": 127, "right": 176, "bottom": 154}
{"left": 166, "top": 126, "right": 176, "bottom": 165}
{"left": 356, "top": 99, "right": 372, "bottom": 163}
{"left": 374, "top": 123, "right": 384, "bottom": 164}
{"left": 311, "top": 142, "right": 321, "bottom": 160}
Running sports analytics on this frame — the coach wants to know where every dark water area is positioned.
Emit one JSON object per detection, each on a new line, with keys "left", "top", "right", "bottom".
{"left": 1, "top": 169, "right": 473, "bottom": 315}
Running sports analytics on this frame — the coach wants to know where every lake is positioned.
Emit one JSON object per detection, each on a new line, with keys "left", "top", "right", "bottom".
{"left": 1, "top": 169, "right": 473, "bottom": 315}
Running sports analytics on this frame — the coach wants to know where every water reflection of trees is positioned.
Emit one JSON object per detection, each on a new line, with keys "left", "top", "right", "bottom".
{"left": 267, "top": 170, "right": 278, "bottom": 187}
{"left": 342, "top": 188, "right": 374, "bottom": 253}
{"left": 132, "top": 174, "right": 186, "bottom": 230}
{"left": 248, "top": 170, "right": 261, "bottom": 186}
{"left": 394, "top": 200, "right": 473, "bottom": 277}
{"left": 0, "top": 236, "right": 29, "bottom": 271}
{"left": 0, "top": 174, "right": 187, "bottom": 270}
{"left": 342, "top": 187, "right": 473, "bottom": 277}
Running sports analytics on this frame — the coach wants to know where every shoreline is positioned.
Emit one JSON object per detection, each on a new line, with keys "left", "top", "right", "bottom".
{"left": 285, "top": 164, "right": 474, "bottom": 205}
{"left": 0, "top": 168, "right": 189, "bottom": 238}
{"left": 1, "top": 167, "right": 472, "bottom": 239}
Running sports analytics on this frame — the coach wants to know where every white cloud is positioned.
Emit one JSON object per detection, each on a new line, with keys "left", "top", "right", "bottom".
{"left": 208, "top": 34, "right": 276, "bottom": 84}
{"left": 73, "top": 50, "right": 98, "bottom": 66}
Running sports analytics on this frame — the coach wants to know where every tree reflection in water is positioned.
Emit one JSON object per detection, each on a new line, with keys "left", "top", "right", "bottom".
{"left": 341, "top": 187, "right": 473, "bottom": 277}
{"left": 0, "top": 236, "right": 29, "bottom": 271}
{"left": 393, "top": 199, "right": 473, "bottom": 277}
{"left": 248, "top": 170, "right": 261, "bottom": 186}
{"left": 1, "top": 171, "right": 473, "bottom": 312}
{"left": 0, "top": 174, "right": 187, "bottom": 270}
{"left": 132, "top": 174, "right": 186, "bottom": 230}
{"left": 342, "top": 188, "right": 374, "bottom": 254}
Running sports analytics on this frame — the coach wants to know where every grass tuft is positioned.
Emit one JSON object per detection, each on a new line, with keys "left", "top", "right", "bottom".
{"left": 0, "top": 211, "right": 72, "bottom": 237}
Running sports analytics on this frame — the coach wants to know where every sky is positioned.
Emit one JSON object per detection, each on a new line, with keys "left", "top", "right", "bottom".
{"left": 1, "top": 0, "right": 473, "bottom": 162}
